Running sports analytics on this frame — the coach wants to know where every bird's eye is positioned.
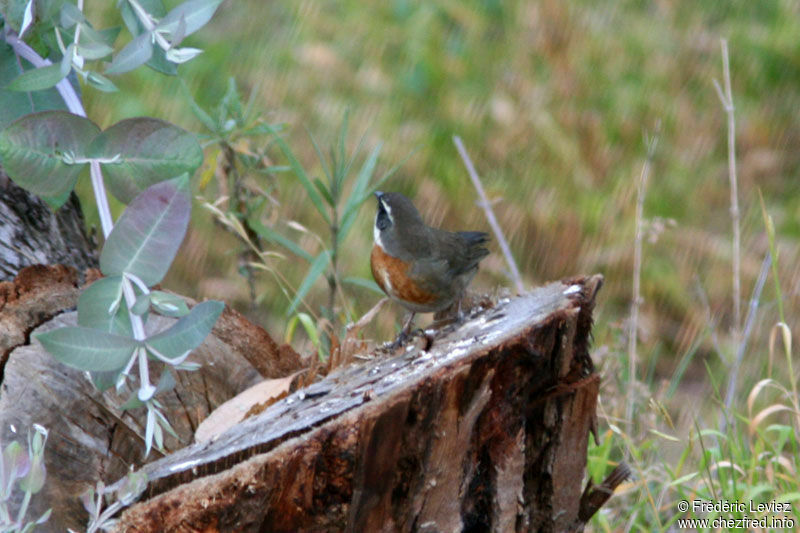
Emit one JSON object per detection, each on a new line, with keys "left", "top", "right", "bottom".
{"left": 376, "top": 202, "right": 391, "bottom": 230}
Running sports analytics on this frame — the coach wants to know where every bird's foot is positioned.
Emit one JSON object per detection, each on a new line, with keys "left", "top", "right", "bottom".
{"left": 388, "top": 327, "right": 425, "bottom": 350}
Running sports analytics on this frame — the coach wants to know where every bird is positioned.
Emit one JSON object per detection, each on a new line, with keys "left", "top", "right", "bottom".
{"left": 370, "top": 191, "right": 490, "bottom": 345}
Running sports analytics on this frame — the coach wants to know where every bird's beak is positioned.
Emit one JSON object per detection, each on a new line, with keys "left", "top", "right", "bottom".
{"left": 374, "top": 191, "right": 384, "bottom": 200}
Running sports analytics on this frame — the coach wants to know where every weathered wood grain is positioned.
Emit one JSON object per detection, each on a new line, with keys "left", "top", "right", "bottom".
{"left": 114, "top": 275, "right": 603, "bottom": 532}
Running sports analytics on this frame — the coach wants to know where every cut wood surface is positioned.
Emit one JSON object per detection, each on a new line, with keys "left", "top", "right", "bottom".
{"left": 114, "top": 275, "right": 603, "bottom": 533}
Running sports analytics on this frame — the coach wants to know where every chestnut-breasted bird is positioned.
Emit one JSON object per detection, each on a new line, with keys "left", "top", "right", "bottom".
{"left": 370, "top": 191, "right": 490, "bottom": 344}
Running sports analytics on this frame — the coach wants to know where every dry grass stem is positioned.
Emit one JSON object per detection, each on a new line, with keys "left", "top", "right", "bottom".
{"left": 453, "top": 135, "right": 525, "bottom": 294}
{"left": 722, "top": 252, "right": 770, "bottom": 425}
{"left": 713, "top": 38, "right": 742, "bottom": 350}
{"left": 627, "top": 129, "right": 659, "bottom": 425}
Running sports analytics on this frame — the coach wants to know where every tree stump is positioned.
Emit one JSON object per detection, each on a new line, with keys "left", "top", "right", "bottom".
{"left": 113, "top": 275, "right": 604, "bottom": 533}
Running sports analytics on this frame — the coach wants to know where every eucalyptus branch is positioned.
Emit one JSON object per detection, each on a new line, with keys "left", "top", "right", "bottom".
{"left": 4, "top": 30, "right": 85, "bottom": 118}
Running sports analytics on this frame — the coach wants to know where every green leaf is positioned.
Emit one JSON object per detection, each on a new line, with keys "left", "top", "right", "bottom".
{"left": 119, "top": 0, "right": 166, "bottom": 36}
{"left": 131, "top": 293, "right": 151, "bottom": 316}
{"left": 338, "top": 143, "right": 382, "bottom": 245}
{"left": 99, "top": 26, "right": 123, "bottom": 46}
{"left": 146, "top": 300, "right": 224, "bottom": 359}
{"left": 90, "top": 370, "right": 121, "bottom": 392}
{"left": 150, "top": 290, "right": 190, "bottom": 317}
{"left": 60, "top": 2, "right": 86, "bottom": 27}
{"left": 165, "top": 46, "right": 203, "bottom": 64}
{"left": 106, "top": 32, "right": 154, "bottom": 75}
{"left": 180, "top": 79, "right": 218, "bottom": 132}
{"left": 156, "top": 0, "right": 224, "bottom": 39}
{"left": 340, "top": 145, "right": 413, "bottom": 246}
{"left": 77, "top": 27, "right": 115, "bottom": 60}
{"left": 77, "top": 276, "right": 132, "bottom": 336}
{"left": 0, "top": 46, "right": 69, "bottom": 130}
{"left": 0, "top": 0, "right": 26, "bottom": 32}
{"left": 0, "top": 110, "right": 99, "bottom": 205}
{"left": 296, "top": 312, "right": 319, "bottom": 346}
{"left": 100, "top": 175, "right": 191, "bottom": 286}
{"left": 342, "top": 276, "right": 384, "bottom": 294}
{"left": 146, "top": 45, "right": 179, "bottom": 75}
{"left": 313, "top": 177, "right": 335, "bottom": 207}
{"left": 89, "top": 117, "right": 203, "bottom": 203}
{"left": 36, "top": 327, "right": 137, "bottom": 371}
{"left": 6, "top": 63, "right": 68, "bottom": 92}
{"left": 18, "top": 455, "right": 46, "bottom": 494}
{"left": 41, "top": 189, "right": 73, "bottom": 210}
{"left": 86, "top": 71, "right": 119, "bottom": 92}
{"left": 248, "top": 218, "right": 313, "bottom": 262}
{"left": 263, "top": 124, "right": 331, "bottom": 225}
{"left": 287, "top": 250, "right": 330, "bottom": 315}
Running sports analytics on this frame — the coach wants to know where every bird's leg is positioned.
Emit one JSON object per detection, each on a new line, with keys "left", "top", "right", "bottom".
{"left": 390, "top": 312, "right": 417, "bottom": 348}
{"left": 401, "top": 312, "right": 417, "bottom": 336}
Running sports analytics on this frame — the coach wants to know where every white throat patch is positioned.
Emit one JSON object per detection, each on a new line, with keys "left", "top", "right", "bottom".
{"left": 373, "top": 199, "right": 394, "bottom": 249}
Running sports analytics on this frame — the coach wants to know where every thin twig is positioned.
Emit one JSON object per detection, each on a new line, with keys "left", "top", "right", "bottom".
{"left": 453, "top": 136, "right": 524, "bottom": 294}
{"left": 713, "top": 38, "right": 741, "bottom": 352}
{"left": 627, "top": 127, "right": 659, "bottom": 424}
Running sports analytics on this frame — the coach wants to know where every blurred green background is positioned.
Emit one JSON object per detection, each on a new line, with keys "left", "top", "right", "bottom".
{"left": 69, "top": 0, "right": 800, "bottom": 527}
{"left": 81, "top": 0, "right": 800, "bottom": 371}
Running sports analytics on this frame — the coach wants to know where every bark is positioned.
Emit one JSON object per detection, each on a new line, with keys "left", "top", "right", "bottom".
{"left": 0, "top": 171, "right": 97, "bottom": 280}
{"left": 112, "top": 275, "right": 604, "bottom": 533}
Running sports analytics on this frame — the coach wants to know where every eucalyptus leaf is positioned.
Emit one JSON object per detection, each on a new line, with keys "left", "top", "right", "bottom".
{"left": 99, "top": 174, "right": 191, "bottom": 286}
{"left": 0, "top": 111, "right": 99, "bottom": 205}
{"left": 89, "top": 117, "right": 203, "bottom": 203}
{"left": 77, "top": 36, "right": 114, "bottom": 60}
{"left": 145, "top": 300, "right": 224, "bottom": 360}
{"left": 90, "top": 370, "right": 122, "bottom": 392}
{"left": 1, "top": 0, "right": 28, "bottom": 32}
{"left": 35, "top": 327, "right": 137, "bottom": 372}
{"left": 2, "top": 441, "right": 29, "bottom": 496}
{"left": 119, "top": 0, "right": 166, "bottom": 36}
{"left": 0, "top": 46, "right": 68, "bottom": 130}
{"left": 77, "top": 276, "right": 132, "bottom": 336}
{"left": 106, "top": 31, "right": 153, "bottom": 75}
{"left": 156, "top": 0, "right": 223, "bottom": 38}
{"left": 131, "top": 292, "right": 151, "bottom": 316}
{"left": 19, "top": 0, "right": 34, "bottom": 37}
{"left": 18, "top": 455, "right": 46, "bottom": 494}
{"left": 87, "top": 71, "right": 119, "bottom": 92}
{"left": 6, "top": 63, "right": 68, "bottom": 92}
{"left": 164, "top": 46, "right": 203, "bottom": 64}
{"left": 145, "top": 45, "right": 179, "bottom": 75}
{"left": 35, "top": 508, "right": 52, "bottom": 525}
{"left": 155, "top": 369, "right": 176, "bottom": 394}
{"left": 150, "top": 290, "right": 190, "bottom": 317}
{"left": 60, "top": 2, "right": 86, "bottom": 27}
{"left": 288, "top": 250, "right": 330, "bottom": 315}
{"left": 119, "top": 393, "right": 144, "bottom": 411}
{"left": 78, "top": 23, "right": 118, "bottom": 54}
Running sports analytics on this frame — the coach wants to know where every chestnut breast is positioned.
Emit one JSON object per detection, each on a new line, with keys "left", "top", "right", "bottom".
{"left": 370, "top": 243, "right": 443, "bottom": 313}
